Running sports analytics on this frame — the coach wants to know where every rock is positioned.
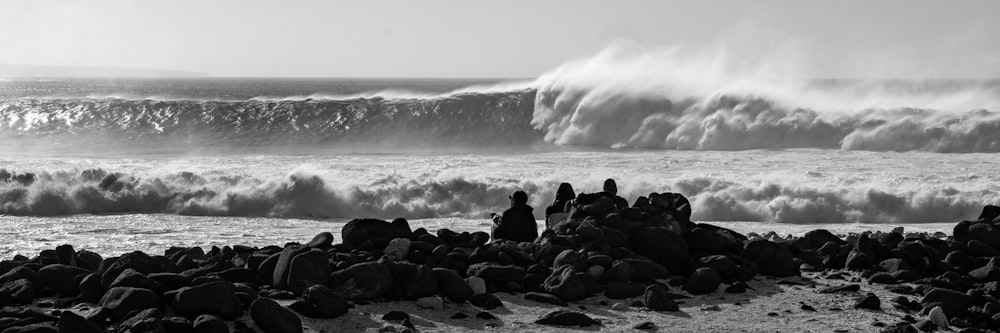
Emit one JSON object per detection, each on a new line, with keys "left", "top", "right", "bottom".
{"left": 37, "top": 264, "right": 90, "bottom": 296}
{"left": 967, "top": 240, "right": 999, "bottom": 257}
{"left": 525, "top": 292, "right": 568, "bottom": 306}
{"left": 99, "top": 286, "right": 160, "bottom": 320}
{"left": 384, "top": 238, "right": 411, "bottom": 260}
{"left": 306, "top": 232, "right": 334, "bottom": 248}
{"left": 604, "top": 282, "right": 646, "bottom": 299}
{"left": 433, "top": 268, "right": 474, "bottom": 303}
{"left": 799, "top": 229, "right": 846, "bottom": 249}
{"left": 819, "top": 284, "right": 860, "bottom": 293}
{"left": 193, "top": 314, "right": 228, "bottom": 333}
{"left": 450, "top": 312, "right": 469, "bottom": 319}
{"left": 742, "top": 240, "right": 798, "bottom": 277}
{"left": 287, "top": 300, "right": 317, "bottom": 318}
{"left": 110, "top": 268, "right": 165, "bottom": 293}
{"left": 610, "top": 303, "right": 629, "bottom": 311}
{"left": 725, "top": 281, "right": 748, "bottom": 293}
{"left": 469, "top": 293, "right": 503, "bottom": 310}
{"left": 328, "top": 262, "right": 393, "bottom": 300}
{"left": 621, "top": 258, "right": 670, "bottom": 282}
{"left": 256, "top": 253, "right": 280, "bottom": 283}
{"left": 686, "top": 228, "right": 735, "bottom": 254}
{"left": 381, "top": 310, "right": 410, "bottom": 323}
{"left": 466, "top": 263, "right": 526, "bottom": 284}
{"left": 879, "top": 258, "right": 909, "bottom": 272}
{"left": 631, "top": 226, "right": 692, "bottom": 275}
{"left": 341, "top": 218, "right": 413, "bottom": 252}
{"left": 927, "top": 306, "right": 949, "bottom": 330}
{"left": 3, "top": 323, "right": 58, "bottom": 333}
{"left": 602, "top": 260, "right": 635, "bottom": 283}
{"left": 173, "top": 281, "right": 244, "bottom": 319}
{"left": 57, "top": 311, "right": 101, "bottom": 333}
{"left": 385, "top": 260, "right": 437, "bottom": 300}
{"left": 475, "top": 311, "right": 497, "bottom": 320}
{"left": 285, "top": 249, "right": 330, "bottom": 294}
{"left": 920, "top": 288, "right": 971, "bottom": 317}
{"left": 77, "top": 273, "right": 104, "bottom": 303}
{"left": 466, "top": 276, "right": 487, "bottom": 295}
{"left": 633, "top": 321, "right": 656, "bottom": 330}
{"left": 855, "top": 293, "right": 881, "bottom": 310}
{"left": 696, "top": 255, "right": 739, "bottom": 280}
{"left": 534, "top": 310, "right": 600, "bottom": 327}
{"left": 644, "top": 285, "right": 678, "bottom": 311}
{"left": 913, "top": 320, "right": 936, "bottom": 332}
{"left": 416, "top": 296, "right": 443, "bottom": 310}
{"left": 0, "top": 278, "right": 34, "bottom": 305}
{"left": 148, "top": 272, "right": 191, "bottom": 291}
{"left": 881, "top": 323, "right": 918, "bottom": 333}
{"left": 271, "top": 245, "right": 307, "bottom": 290}
{"left": 683, "top": 267, "right": 722, "bottom": 295}
{"left": 869, "top": 273, "right": 897, "bottom": 284}
{"left": 117, "top": 308, "right": 164, "bottom": 333}
{"left": 250, "top": 298, "right": 303, "bottom": 333}
{"left": 543, "top": 265, "right": 587, "bottom": 302}
{"left": 845, "top": 250, "right": 874, "bottom": 270}
{"left": 100, "top": 251, "right": 163, "bottom": 288}
{"left": 303, "top": 284, "right": 349, "bottom": 318}
{"left": 970, "top": 258, "right": 1000, "bottom": 282}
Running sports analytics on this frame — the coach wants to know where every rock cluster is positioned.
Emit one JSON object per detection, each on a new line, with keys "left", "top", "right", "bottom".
{"left": 2, "top": 196, "right": 1000, "bottom": 331}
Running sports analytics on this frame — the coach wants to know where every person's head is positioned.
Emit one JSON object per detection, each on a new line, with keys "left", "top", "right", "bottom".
{"left": 603, "top": 179, "right": 617, "bottom": 195}
{"left": 556, "top": 183, "right": 575, "bottom": 201}
{"left": 510, "top": 190, "right": 528, "bottom": 206}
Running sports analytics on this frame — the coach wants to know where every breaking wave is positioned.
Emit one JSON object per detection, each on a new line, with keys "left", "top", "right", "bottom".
{"left": 1, "top": 168, "right": 995, "bottom": 223}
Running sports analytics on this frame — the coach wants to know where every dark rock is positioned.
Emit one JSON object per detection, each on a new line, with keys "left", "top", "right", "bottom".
{"left": 0, "top": 266, "right": 38, "bottom": 284}
{"left": 543, "top": 265, "right": 587, "bottom": 301}
{"left": 57, "top": 311, "right": 101, "bottom": 333}
{"left": 725, "top": 281, "right": 749, "bottom": 293}
{"left": 385, "top": 260, "right": 437, "bottom": 300}
{"left": 621, "top": 258, "right": 670, "bottom": 282}
{"left": 644, "top": 285, "right": 678, "bottom": 311}
{"left": 845, "top": 250, "right": 874, "bottom": 270}
{"left": 525, "top": 292, "right": 568, "bottom": 306}
{"left": 381, "top": 310, "right": 410, "bottom": 322}
{"left": 970, "top": 258, "right": 1000, "bottom": 282}
{"left": 302, "top": 284, "right": 349, "bottom": 318}
{"left": 469, "top": 293, "right": 503, "bottom": 310}
{"left": 920, "top": 288, "right": 971, "bottom": 317}
{"left": 2, "top": 323, "right": 58, "bottom": 333}
{"left": 76, "top": 273, "right": 103, "bottom": 303}
{"left": 148, "top": 272, "right": 191, "bottom": 291}
{"left": 881, "top": 323, "right": 918, "bottom": 333}
{"left": 475, "top": 311, "right": 497, "bottom": 320}
{"left": 306, "top": 232, "right": 334, "bottom": 248}
{"left": 633, "top": 321, "right": 656, "bottom": 330}
{"left": 450, "top": 312, "right": 468, "bottom": 319}
{"left": 743, "top": 240, "right": 797, "bottom": 277}
{"left": 696, "top": 255, "right": 739, "bottom": 280}
{"left": 683, "top": 267, "right": 722, "bottom": 295}
{"left": 110, "top": 268, "right": 165, "bottom": 293}
{"left": 98, "top": 286, "right": 160, "bottom": 320}
{"left": 855, "top": 293, "right": 881, "bottom": 310}
{"left": 341, "top": 218, "right": 413, "bottom": 252}
{"left": 605, "top": 281, "right": 646, "bottom": 299}
{"left": 869, "top": 273, "right": 897, "bottom": 284}
{"left": 328, "top": 261, "right": 393, "bottom": 300}
{"left": 967, "top": 240, "right": 999, "bottom": 257}
{"left": 602, "top": 260, "right": 635, "bottom": 283}
{"left": 286, "top": 249, "right": 330, "bottom": 294}
{"left": 100, "top": 251, "right": 162, "bottom": 288}
{"left": 913, "top": 320, "right": 936, "bottom": 332}
{"left": 799, "top": 229, "right": 845, "bottom": 250}
{"left": 631, "top": 226, "right": 692, "bottom": 275}
{"left": 37, "top": 264, "right": 90, "bottom": 296}
{"left": 686, "top": 227, "right": 735, "bottom": 254}
{"left": 193, "top": 314, "right": 228, "bottom": 333}
{"left": 270, "top": 245, "right": 307, "bottom": 290}
{"left": 534, "top": 310, "right": 600, "bottom": 327}
{"left": 879, "top": 258, "right": 909, "bottom": 272}
{"left": 287, "top": 300, "right": 317, "bottom": 318}
{"left": 255, "top": 253, "right": 280, "bottom": 283}
{"left": 466, "top": 263, "right": 525, "bottom": 284}
{"left": 214, "top": 268, "right": 255, "bottom": 284}
{"left": 249, "top": 298, "right": 302, "bottom": 333}
{"left": 117, "top": 308, "right": 164, "bottom": 333}
{"left": 0, "top": 278, "right": 34, "bottom": 305}
{"left": 433, "top": 268, "right": 474, "bottom": 303}
{"left": 173, "top": 281, "right": 244, "bottom": 319}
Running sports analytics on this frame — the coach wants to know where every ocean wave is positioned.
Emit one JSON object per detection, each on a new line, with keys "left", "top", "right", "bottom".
{"left": 0, "top": 168, "right": 995, "bottom": 223}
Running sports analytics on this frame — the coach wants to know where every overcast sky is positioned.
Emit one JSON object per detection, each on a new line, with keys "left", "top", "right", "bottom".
{"left": 2, "top": 0, "right": 998, "bottom": 78}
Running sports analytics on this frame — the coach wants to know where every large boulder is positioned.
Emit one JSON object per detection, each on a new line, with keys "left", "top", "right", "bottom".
{"left": 466, "top": 263, "right": 526, "bottom": 285}
{"left": 644, "top": 284, "right": 678, "bottom": 311}
{"left": 798, "top": 229, "right": 845, "bottom": 250}
{"left": 172, "top": 281, "right": 243, "bottom": 319}
{"left": 696, "top": 255, "right": 739, "bottom": 280}
{"left": 0, "top": 278, "right": 35, "bottom": 305}
{"left": 683, "top": 267, "right": 722, "bottom": 295}
{"left": 341, "top": 218, "right": 413, "bottom": 252}
{"left": 37, "top": 264, "right": 91, "bottom": 296}
{"left": 433, "top": 268, "right": 474, "bottom": 303}
{"left": 601, "top": 260, "right": 635, "bottom": 283}
{"left": 631, "top": 226, "right": 692, "bottom": 274}
{"left": 99, "top": 287, "right": 160, "bottom": 320}
{"left": 685, "top": 228, "right": 735, "bottom": 254}
{"left": 286, "top": 249, "right": 331, "bottom": 294}
{"left": 621, "top": 258, "right": 670, "bottom": 282}
{"left": 250, "top": 297, "right": 303, "bottom": 333}
{"left": 303, "top": 284, "right": 349, "bottom": 318}
{"left": 543, "top": 265, "right": 587, "bottom": 302}
{"left": 604, "top": 282, "right": 645, "bottom": 299}
{"left": 271, "top": 245, "right": 308, "bottom": 290}
{"left": 385, "top": 260, "right": 438, "bottom": 300}
{"left": 920, "top": 288, "right": 971, "bottom": 317}
{"left": 328, "top": 261, "right": 393, "bottom": 300}
{"left": 742, "top": 240, "right": 798, "bottom": 277}
{"left": 100, "top": 251, "right": 163, "bottom": 288}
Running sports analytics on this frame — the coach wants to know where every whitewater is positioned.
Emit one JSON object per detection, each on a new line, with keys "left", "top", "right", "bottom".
{"left": 2, "top": 51, "right": 999, "bottom": 258}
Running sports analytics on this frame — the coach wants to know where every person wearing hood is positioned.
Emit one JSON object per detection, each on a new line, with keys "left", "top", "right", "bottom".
{"left": 491, "top": 190, "right": 538, "bottom": 242}
{"left": 545, "top": 183, "right": 575, "bottom": 229}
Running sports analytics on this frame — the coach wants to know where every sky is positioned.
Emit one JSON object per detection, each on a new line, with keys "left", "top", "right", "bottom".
{"left": 1, "top": 0, "right": 998, "bottom": 78}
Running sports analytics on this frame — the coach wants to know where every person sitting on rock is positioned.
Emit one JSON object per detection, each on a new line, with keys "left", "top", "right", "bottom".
{"left": 491, "top": 190, "right": 538, "bottom": 242}
{"left": 545, "top": 183, "right": 575, "bottom": 229}
{"left": 601, "top": 178, "right": 629, "bottom": 210}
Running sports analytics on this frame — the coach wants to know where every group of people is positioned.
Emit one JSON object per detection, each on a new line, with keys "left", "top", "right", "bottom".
{"left": 490, "top": 179, "right": 627, "bottom": 243}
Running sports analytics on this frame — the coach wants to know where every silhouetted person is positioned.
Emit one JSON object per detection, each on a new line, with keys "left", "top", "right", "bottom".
{"left": 602, "top": 179, "right": 629, "bottom": 210}
{"left": 491, "top": 190, "right": 538, "bottom": 242}
{"left": 545, "top": 183, "right": 575, "bottom": 229}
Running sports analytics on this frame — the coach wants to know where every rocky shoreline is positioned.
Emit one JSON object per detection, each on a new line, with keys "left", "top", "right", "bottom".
{"left": 1, "top": 192, "right": 999, "bottom": 333}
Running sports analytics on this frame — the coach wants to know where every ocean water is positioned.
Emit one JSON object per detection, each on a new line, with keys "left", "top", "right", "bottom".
{"left": 2, "top": 64, "right": 999, "bottom": 257}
